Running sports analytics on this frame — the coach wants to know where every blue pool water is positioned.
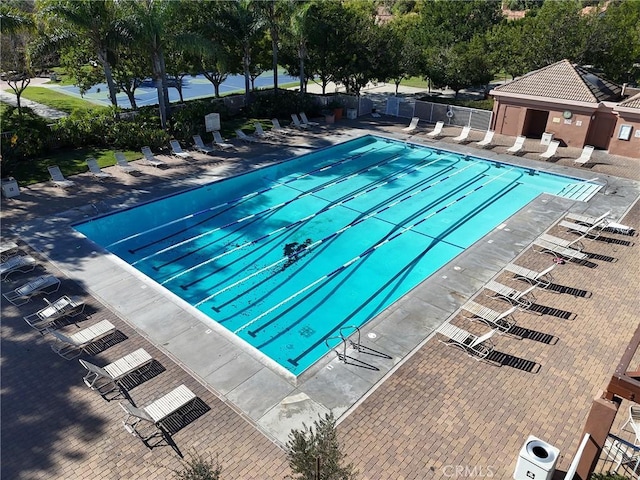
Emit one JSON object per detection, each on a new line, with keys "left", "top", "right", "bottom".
{"left": 75, "top": 135, "right": 593, "bottom": 374}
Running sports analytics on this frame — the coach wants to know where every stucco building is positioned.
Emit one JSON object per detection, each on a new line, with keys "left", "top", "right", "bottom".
{"left": 490, "top": 59, "right": 640, "bottom": 159}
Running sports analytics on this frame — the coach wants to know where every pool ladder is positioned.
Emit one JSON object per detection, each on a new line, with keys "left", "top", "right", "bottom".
{"left": 324, "top": 326, "right": 391, "bottom": 370}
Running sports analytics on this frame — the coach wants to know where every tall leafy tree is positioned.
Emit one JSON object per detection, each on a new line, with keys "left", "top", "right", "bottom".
{"left": 38, "top": 0, "right": 123, "bottom": 108}
{"left": 255, "top": 0, "right": 290, "bottom": 95}
{"left": 0, "top": 2, "right": 35, "bottom": 117}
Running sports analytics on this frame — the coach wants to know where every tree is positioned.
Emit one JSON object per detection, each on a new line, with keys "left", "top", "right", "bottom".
{"left": 38, "top": 0, "right": 123, "bottom": 108}
{"left": 381, "top": 14, "right": 424, "bottom": 94}
{"left": 255, "top": 0, "right": 289, "bottom": 95}
{"left": 287, "top": 412, "right": 357, "bottom": 480}
{"left": 0, "top": 3, "right": 34, "bottom": 118}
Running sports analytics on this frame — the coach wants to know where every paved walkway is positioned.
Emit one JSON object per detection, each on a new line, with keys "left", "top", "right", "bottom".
{"left": 2, "top": 118, "right": 640, "bottom": 479}
{"left": 0, "top": 78, "right": 68, "bottom": 120}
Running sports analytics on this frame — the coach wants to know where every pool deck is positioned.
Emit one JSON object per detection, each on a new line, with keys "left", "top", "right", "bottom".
{"left": 2, "top": 118, "right": 640, "bottom": 479}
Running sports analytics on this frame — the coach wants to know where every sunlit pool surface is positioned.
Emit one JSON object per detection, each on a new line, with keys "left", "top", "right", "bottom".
{"left": 75, "top": 135, "right": 595, "bottom": 374}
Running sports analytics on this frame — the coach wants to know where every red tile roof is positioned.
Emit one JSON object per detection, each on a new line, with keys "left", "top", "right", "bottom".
{"left": 492, "top": 59, "right": 621, "bottom": 103}
{"left": 618, "top": 92, "right": 640, "bottom": 109}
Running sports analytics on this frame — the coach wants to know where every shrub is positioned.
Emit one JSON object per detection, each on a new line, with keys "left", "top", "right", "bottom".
{"left": 248, "top": 90, "right": 319, "bottom": 119}
{"left": 286, "top": 412, "right": 358, "bottom": 480}
{"left": 172, "top": 451, "right": 222, "bottom": 480}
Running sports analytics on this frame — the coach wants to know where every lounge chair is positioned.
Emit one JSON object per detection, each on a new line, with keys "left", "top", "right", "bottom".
{"left": 0, "top": 241, "right": 20, "bottom": 261}
{"left": 461, "top": 300, "right": 517, "bottom": 333}
{"left": 86, "top": 158, "right": 112, "bottom": 180}
{"left": 254, "top": 122, "right": 274, "bottom": 139}
{"left": 169, "top": 140, "right": 193, "bottom": 159}
{"left": 504, "top": 263, "right": 555, "bottom": 288}
{"left": 24, "top": 295, "right": 85, "bottom": 333}
{"left": 212, "top": 131, "right": 235, "bottom": 150}
{"left": 435, "top": 323, "right": 496, "bottom": 360}
{"left": 0, "top": 254, "right": 37, "bottom": 280}
{"left": 485, "top": 280, "right": 536, "bottom": 309}
{"left": 573, "top": 145, "right": 595, "bottom": 166}
{"left": 402, "top": 117, "right": 420, "bottom": 132}
{"left": 475, "top": 130, "right": 495, "bottom": 148}
{"left": 120, "top": 384, "right": 197, "bottom": 440}
{"left": 565, "top": 210, "right": 610, "bottom": 228}
{"left": 506, "top": 135, "right": 526, "bottom": 154}
{"left": 115, "top": 152, "right": 141, "bottom": 174}
{"left": 452, "top": 125, "right": 471, "bottom": 143}
{"left": 539, "top": 140, "right": 560, "bottom": 160}
{"left": 539, "top": 233, "right": 584, "bottom": 251}
{"left": 565, "top": 210, "right": 634, "bottom": 235}
{"left": 426, "top": 121, "right": 444, "bottom": 138}
{"left": 48, "top": 319, "right": 116, "bottom": 360}
{"left": 271, "top": 118, "right": 288, "bottom": 134}
{"left": 532, "top": 238, "right": 588, "bottom": 261}
{"left": 290, "top": 113, "right": 310, "bottom": 130}
{"left": 235, "top": 129, "right": 259, "bottom": 143}
{"left": 48, "top": 165, "right": 75, "bottom": 188}
{"left": 193, "top": 135, "right": 215, "bottom": 154}
{"left": 80, "top": 348, "right": 153, "bottom": 395}
{"left": 621, "top": 405, "right": 640, "bottom": 446}
{"left": 3, "top": 274, "right": 60, "bottom": 306}
{"left": 299, "top": 112, "right": 319, "bottom": 127}
{"left": 558, "top": 220, "right": 604, "bottom": 240}
{"left": 141, "top": 146, "right": 167, "bottom": 167}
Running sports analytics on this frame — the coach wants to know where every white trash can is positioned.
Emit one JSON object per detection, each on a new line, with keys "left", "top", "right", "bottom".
{"left": 1, "top": 177, "right": 20, "bottom": 198}
{"left": 514, "top": 435, "right": 560, "bottom": 480}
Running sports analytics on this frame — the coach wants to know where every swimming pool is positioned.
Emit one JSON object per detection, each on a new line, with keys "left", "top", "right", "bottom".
{"left": 74, "top": 135, "right": 598, "bottom": 375}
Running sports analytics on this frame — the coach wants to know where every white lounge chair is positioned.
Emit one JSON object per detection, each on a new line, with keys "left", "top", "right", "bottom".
{"left": 213, "top": 131, "right": 235, "bottom": 150}
{"left": 235, "top": 129, "right": 259, "bottom": 143}
{"left": 254, "top": 122, "right": 274, "bottom": 139}
{"left": 558, "top": 220, "right": 604, "bottom": 240}
{"left": 141, "top": 146, "right": 167, "bottom": 167}
{"left": 86, "top": 158, "right": 112, "bottom": 180}
{"left": 169, "top": 140, "right": 192, "bottom": 159}
{"left": 271, "top": 118, "right": 288, "bottom": 134}
{"left": 539, "top": 233, "right": 585, "bottom": 251}
{"left": 504, "top": 263, "right": 555, "bottom": 288}
{"left": 426, "top": 121, "right": 444, "bottom": 138}
{"left": 120, "top": 384, "right": 197, "bottom": 440}
{"left": 621, "top": 405, "right": 640, "bottom": 446}
{"left": 461, "top": 300, "right": 517, "bottom": 334}
{"left": 48, "top": 165, "right": 75, "bottom": 188}
{"left": 565, "top": 210, "right": 634, "bottom": 235}
{"left": 115, "top": 152, "right": 141, "bottom": 174}
{"left": 299, "top": 112, "right": 319, "bottom": 127}
{"left": 193, "top": 135, "right": 215, "bottom": 154}
{"left": 24, "top": 295, "right": 85, "bottom": 333}
{"left": 565, "top": 210, "right": 610, "bottom": 228}
{"left": 532, "top": 238, "right": 588, "bottom": 261}
{"left": 0, "top": 254, "right": 37, "bottom": 280}
{"left": 507, "top": 135, "right": 526, "bottom": 154}
{"left": 0, "top": 241, "right": 20, "bottom": 261}
{"left": 48, "top": 319, "right": 117, "bottom": 360}
{"left": 435, "top": 323, "right": 496, "bottom": 360}
{"left": 475, "top": 130, "right": 495, "bottom": 148}
{"left": 290, "top": 113, "right": 310, "bottom": 130}
{"left": 402, "top": 117, "right": 420, "bottom": 132}
{"left": 539, "top": 140, "right": 560, "bottom": 160}
{"left": 3, "top": 274, "right": 60, "bottom": 306}
{"left": 573, "top": 145, "right": 595, "bottom": 166}
{"left": 452, "top": 125, "right": 471, "bottom": 143}
{"left": 80, "top": 348, "right": 153, "bottom": 395}
{"left": 485, "top": 280, "right": 536, "bottom": 309}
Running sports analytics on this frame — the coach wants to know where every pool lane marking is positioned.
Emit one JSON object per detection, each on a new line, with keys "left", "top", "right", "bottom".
{"left": 135, "top": 148, "right": 433, "bottom": 268}
{"left": 233, "top": 168, "right": 515, "bottom": 336}
{"left": 147, "top": 151, "right": 448, "bottom": 272}
{"left": 106, "top": 144, "right": 386, "bottom": 252}
{"left": 189, "top": 160, "right": 486, "bottom": 304}
{"left": 171, "top": 157, "right": 453, "bottom": 289}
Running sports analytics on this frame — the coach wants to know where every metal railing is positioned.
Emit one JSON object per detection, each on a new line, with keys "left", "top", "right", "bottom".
{"left": 593, "top": 433, "right": 640, "bottom": 479}
{"left": 385, "top": 97, "right": 493, "bottom": 131}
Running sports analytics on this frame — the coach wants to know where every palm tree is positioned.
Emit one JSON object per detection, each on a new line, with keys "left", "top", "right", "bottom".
{"left": 288, "top": 0, "right": 312, "bottom": 94}
{"left": 255, "top": 0, "right": 290, "bottom": 96}
{"left": 217, "top": 0, "right": 266, "bottom": 106}
{"left": 39, "top": 0, "right": 122, "bottom": 108}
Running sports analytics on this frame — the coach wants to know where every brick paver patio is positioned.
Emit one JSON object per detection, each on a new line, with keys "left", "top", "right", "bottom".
{"left": 2, "top": 119, "right": 639, "bottom": 479}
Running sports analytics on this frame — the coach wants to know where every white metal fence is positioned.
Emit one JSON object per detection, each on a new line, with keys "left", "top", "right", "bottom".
{"left": 385, "top": 97, "right": 493, "bottom": 131}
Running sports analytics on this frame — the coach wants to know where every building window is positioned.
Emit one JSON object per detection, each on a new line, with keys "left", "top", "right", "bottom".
{"left": 618, "top": 124, "right": 633, "bottom": 141}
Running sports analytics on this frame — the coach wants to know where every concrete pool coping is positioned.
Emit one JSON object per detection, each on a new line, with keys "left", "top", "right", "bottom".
{"left": 9, "top": 129, "right": 640, "bottom": 446}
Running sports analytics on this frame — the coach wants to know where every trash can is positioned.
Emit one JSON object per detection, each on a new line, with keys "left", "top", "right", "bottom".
{"left": 541, "top": 133, "right": 554, "bottom": 146}
{"left": 1, "top": 177, "right": 20, "bottom": 198}
{"left": 514, "top": 435, "right": 560, "bottom": 480}
{"left": 346, "top": 108, "right": 357, "bottom": 120}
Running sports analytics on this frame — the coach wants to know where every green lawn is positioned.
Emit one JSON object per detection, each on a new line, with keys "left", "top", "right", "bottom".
{"left": 21, "top": 86, "right": 106, "bottom": 114}
{"left": 11, "top": 148, "right": 141, "bottom": 186}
